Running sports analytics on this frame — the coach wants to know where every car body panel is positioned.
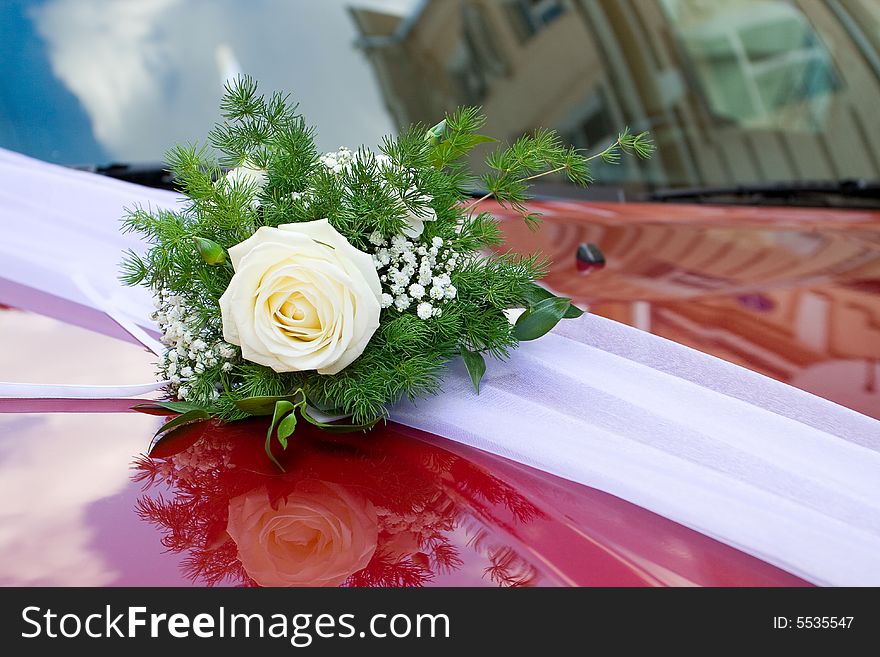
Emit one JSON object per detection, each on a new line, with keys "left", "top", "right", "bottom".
{"left": 494, "top": 200, "right": 880, "bottom": 420}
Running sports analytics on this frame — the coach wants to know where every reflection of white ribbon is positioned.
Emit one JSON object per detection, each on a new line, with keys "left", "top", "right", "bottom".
{"left": 0, "top": 273, "right": 168, "bottom": 399}
{"left": 1, "top": 147, "right": 880, "bottom": 586}
{"left": 0, "top": 381, "right": 167, "bottom": 399}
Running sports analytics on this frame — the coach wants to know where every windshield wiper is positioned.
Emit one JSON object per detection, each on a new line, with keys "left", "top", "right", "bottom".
{"left": 74, "top": 162, "right": 176, "bottom": 191}
{"left": 651, "top": 179, "right": 880, "bottom": 208}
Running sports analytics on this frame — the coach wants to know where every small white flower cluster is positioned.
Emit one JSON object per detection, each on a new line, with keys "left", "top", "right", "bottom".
{"left": 152, "top": 291, "right": 238, "bottom": 401}
{"left": 319, "top": 146, "right": 395, "bottom": 175}
{"left": 289, "top": 189, "right": 315, "bottom": 211}
{"left": 370, "top": 233, "right": 459, "bottom": 320}
{"left": 165, "top": 436, "right": 235, "bottom": 479}
{"left": 319, "top": 146, "right": 356, "bottom": 174}
{"left": 150, "top": 435, "right": 236, "bottom": 486}
{"left": 376, "top": 504, "right": 445, "bottom": 537}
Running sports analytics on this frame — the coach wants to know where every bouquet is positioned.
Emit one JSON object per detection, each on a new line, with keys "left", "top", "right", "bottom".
{"left": 123, "top": 77, "right": 652, "bottom": 467}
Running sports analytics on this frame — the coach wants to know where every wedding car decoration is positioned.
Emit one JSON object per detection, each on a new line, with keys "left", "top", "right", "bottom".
{"left": 123, "top": 77, "right": 652, "bottom": 467}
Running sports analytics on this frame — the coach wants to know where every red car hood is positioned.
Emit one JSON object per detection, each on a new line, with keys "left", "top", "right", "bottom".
{"left": 5, "top": 199, "right": 866, "bottom": 587}
{"left": 496, "top": 200, "right": 880, "bottom": 420}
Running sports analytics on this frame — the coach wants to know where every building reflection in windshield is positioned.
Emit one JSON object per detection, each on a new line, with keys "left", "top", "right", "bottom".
{"left": 351, "top": 0, "right": 880, "bottom": 188}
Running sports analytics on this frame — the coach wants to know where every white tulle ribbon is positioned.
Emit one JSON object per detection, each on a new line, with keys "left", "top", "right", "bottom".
{"left": 392, "top": 314, "right": 880, "bottom": 586}
{"left": 71, "top": 273, "right": 165, "bottom": 357}
{"left": 2, "top": 148, "right": 880, "bottom": 586}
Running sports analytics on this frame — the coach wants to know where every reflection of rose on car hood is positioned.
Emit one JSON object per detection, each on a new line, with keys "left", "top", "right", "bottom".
{"left": 226, "top": 481, "right": 378, "bottom": 587}
{"left": 133, "top": 423, "right": 551, "bottom": 587}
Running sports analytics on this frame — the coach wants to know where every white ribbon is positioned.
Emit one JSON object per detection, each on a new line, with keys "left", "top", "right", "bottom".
{"left": 2, "top": 147, "right": 880, "bottom": 585}
{"left": 0, "top": 381, "right": 168, "bottom": 399}
{"left": 71, "top": 273, "right": 165, "bottom": 357}
{"left": 392, "top": 314, "right": 880, "bottom": 586}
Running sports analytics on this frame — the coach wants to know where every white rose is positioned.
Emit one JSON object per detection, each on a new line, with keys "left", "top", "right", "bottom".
{"left": 219, "top": 219, "right": 382, "bottom": 375}
{"left": 224, "top": 161, "right": 267, "bottom": 206}
{"left": 402, "top": 205, "right": 437, "bottom": 239}
{"left": 401, "top": 189, "right": 437, "bottom": 238}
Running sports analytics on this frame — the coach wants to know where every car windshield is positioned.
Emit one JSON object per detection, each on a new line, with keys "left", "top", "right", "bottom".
{"left": 3, "top": 0, "right": 880, "bottom": 195}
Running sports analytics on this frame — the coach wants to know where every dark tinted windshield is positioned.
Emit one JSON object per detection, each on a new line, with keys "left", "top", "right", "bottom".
{"left": 3, "top": 0, "right": 880, "bottom": 192}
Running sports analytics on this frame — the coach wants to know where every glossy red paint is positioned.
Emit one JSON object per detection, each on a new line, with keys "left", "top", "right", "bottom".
{"left": 0, "top": 301, "right": 807, "bottom": 586}
{"left": 493, "top": 200, "right": 880, "bottom": 419}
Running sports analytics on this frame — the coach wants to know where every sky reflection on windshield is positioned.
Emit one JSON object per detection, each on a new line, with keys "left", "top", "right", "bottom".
{"left": 24, "top": 0, "right": 415, "bottom": 162}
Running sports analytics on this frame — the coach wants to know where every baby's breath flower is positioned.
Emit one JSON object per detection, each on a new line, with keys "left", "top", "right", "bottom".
{"left": 369, "top": 232, "right": 459, "bottom": 318}
{"left": 154, "top": 290, "right": 239, "bottom": 402}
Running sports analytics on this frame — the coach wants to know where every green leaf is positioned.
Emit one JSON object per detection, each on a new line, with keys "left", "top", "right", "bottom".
{"left": 270, "top": 401, "right": 296, "bottom": 432}
{"left": 299, "top": 406, "right": 381, "bottom": 433}
{"left": 521, "top": 283, "right": 584, "bottom": 319}
{"left": 276, "top": 412, "right": 298, "bottom": 449}
{"left": 430, "top": 132, "right": 497, "bottom": 167}
{"left": 235, "top": 392, "right": 304, "bottom": 416}
{"left": 462, "top": 134, "right": 497, "bottom": 148}
{"left": 154, "top": 408, "right": 211, "bottom": 437}
{"left": 133, "top": 400, "right": 211, "bottom": 415}
{"left": 565, "top": 305, "right": 585, "bottom": 319}
{"left": 264, "top": 400, "right": 297, "bottom": 471}
{"left": 460, "top": 347, "right": 486, "bottom": 394}
{"left": 522, "top": 212, "right": 543, "bottom": 231}
{"left": 513, "top": 296, "right": 571, "bottom": 341}
{"left": 304, "top": 394, "right": 350, "bottom": 417}
{"left": 149, "top": 421, "right": 209, "bottom": 458}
